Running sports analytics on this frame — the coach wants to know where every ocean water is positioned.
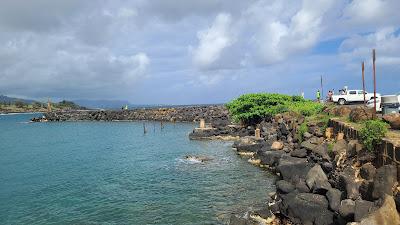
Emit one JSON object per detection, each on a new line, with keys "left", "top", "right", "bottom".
{"left": 0, "top": 114, "right": 275, "bottom": 225}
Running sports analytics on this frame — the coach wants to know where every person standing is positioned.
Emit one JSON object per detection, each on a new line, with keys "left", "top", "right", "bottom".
{"left": 316, "top": 90, "right": 321, "bottom": 102}
{"left": 328, "top": 90, "right": 333, "bottom": 102}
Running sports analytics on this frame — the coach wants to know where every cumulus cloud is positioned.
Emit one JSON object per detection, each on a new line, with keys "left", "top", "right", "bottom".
{"left": 0, "top": 32, "right": 150, "bottom": 99}
{"left": 342, "top": 0, "right": 400, "bottom": 29}
{"left": 191, "top": 13, "right": 235, "bottom": 69}
{"left": 339, "top": 27, "right": 400, "bottom": 69}
{"left": 251, "top": 0, "right": 335, "bottom": 64}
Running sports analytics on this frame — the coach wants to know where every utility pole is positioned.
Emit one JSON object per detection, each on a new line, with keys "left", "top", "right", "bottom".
{"left": 372, "top": 49, "right": 377, "bottom": 117}
{"left": 362, "top": 61, "right": 366, "bottom": 105}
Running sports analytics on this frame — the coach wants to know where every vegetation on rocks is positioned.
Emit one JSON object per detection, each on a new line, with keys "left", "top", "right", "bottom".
{"left": 296, "top": 122, "right": 308, "bottom": 143}
{"left": 226, "top": 93, "right": 323, "bottom": 124}
{"left": 360, "top": 120, "right": 389, "bottom": 152}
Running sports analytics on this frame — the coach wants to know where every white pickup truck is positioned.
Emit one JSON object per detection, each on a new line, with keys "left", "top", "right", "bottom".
{"left": 332, "top": 90, "right": 380, "bottom": 105}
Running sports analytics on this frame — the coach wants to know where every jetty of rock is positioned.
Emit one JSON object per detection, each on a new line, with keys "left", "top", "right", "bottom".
{"left": 41, "top": 105, "right": 230, "bottom": 124}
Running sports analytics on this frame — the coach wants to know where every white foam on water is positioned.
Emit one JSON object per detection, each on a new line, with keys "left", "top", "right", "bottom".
{"left": 178, "top": 157, "right": 203, "bottom": 164}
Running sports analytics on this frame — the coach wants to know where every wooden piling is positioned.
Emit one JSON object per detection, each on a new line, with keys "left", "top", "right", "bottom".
{"left": 255, "top": 128, "right": 261, "bottom": 139}
{"left": 200, "top": 119, "right": 205, "bottom": 129}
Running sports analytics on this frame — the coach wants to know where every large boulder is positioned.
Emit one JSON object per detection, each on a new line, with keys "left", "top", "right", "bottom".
{"left": 257, "top": 150, "right": 285, "bottom": 167}
{"left": 335, "top": 106, "right": 352, "bottom": 117}
{"left": 301, "top": 140, "right": 317, "bottom": 151}
{"left": 359, "top": 180, "right": 374, "bottom": 201}
{"left": 339, "top": 199, "right": 355, "bottom": 221}
{"left": 271, "top": 141, "right": 284, "bottom": 150}
{"left": 277, "top": 156, "right": 311, "bottom": 182}
{"left": 349, "top": 107, "right": 374, "bottom": 123}
{"left": 233, "top": 138, "right": 266, "bottom": 153}
{"left": 301, "top": 141, "right": 331, "bottom": 161}
{"left": 339, "top": 167, "right": 361, "bottom": 200}
{"left": 354, "top": 200, "right": 374, "bottom": 222}
{"left": 313, "top": 143, "right": 332, "bottom": 161}
{"left": 306, "top": 164, "right": 331, "bottom": 193}
{"left": 290, "top": 148, "right": 308, "bottom": 158}
{"left": 295, "top": 179, "right": 311, "bottom": 193}
{"left": 347, "top": 140, "right": 364, "bottom": 157}
{"left": 372, "top": 165, "right": 397, "bottom": 200}
{"left": 326, "top": 188, "right": 342, "bottom": 212}
{"left": 332, "top": 139, "right": 348, "bottom": 155}
{"left": 360, "top": 163, "right": 376, "bottom": 181}
{"left": 276, "top": 180, "right": 295, "bottom": 194}
{"left": 383, "top": 113, "right": 400, "bottom": 129}
{"left": 360, "top": 195, "right": 400, "bottom": 225}
{"left": 280, "top": 192, "right": 333, "bottom": 225}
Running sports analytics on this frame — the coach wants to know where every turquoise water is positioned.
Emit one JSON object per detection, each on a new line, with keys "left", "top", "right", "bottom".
{"left": 0, "top": 114, "right": 275, "bottom": 225}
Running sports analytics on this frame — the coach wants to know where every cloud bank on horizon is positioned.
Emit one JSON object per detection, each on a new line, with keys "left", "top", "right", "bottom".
{"left": 0, "top": 0, "right": 399, "bottom": 104}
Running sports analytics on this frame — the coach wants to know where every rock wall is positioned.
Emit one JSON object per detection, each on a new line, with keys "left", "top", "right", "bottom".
{"left": 190, "top": 111, "right": 400, "bottom": 225}
{"left": 42, "top": 105, "right": 230, "bottom": 124}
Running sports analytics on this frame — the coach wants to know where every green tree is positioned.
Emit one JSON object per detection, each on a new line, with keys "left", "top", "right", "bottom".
{"left": 15, "top": 101, "right": 26, "bottom": 108}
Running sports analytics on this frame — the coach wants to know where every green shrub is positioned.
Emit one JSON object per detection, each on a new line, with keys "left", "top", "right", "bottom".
{"left": 360, "top": 120, "right": 388, "bottom": 152}
{"left": 296, "top": 123, "right": 308, "bottom": 143}
{"left": 226, "top": 93, "right": 322, "bottom": 124}
{"left": 288, "top": 101, "right": 325, "bottom": 117}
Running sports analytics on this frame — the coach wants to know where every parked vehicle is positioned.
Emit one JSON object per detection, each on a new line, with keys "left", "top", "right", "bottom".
{"left": 332, "top": 89, "right": 380, "bottom": 105}
{"left": 366, "top": 96, "right": 382, "bottom": 112}
{"left": 381, "top": 94, "right": 400, "bottom": 114}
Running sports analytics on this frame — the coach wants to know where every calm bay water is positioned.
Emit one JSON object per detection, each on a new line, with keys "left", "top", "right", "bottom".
{"left": 0, "top": 114, "right": 275, "bottom": 225}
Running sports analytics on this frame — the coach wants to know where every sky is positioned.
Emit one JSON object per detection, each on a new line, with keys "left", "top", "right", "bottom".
{"left": 0, "top": 0, "right": 399, "bottom": 104}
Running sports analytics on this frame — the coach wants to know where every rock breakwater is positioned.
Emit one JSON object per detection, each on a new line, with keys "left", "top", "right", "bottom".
{"left": 41, "top": 105, "right": 230, "bottom": 124}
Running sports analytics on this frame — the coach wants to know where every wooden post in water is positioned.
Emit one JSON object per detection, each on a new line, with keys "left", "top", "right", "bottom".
{"left": 160, "top": 121, "right": 164, "bottom": 130}
{"left": 143, "top": 123, "right": 147, "bottom": 134}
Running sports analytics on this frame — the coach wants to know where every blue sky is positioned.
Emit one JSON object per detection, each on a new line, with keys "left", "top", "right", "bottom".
{"left": 0, "top": 0, "right": 399, "bottom": 104}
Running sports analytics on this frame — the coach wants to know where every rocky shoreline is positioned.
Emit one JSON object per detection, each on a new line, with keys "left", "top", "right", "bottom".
{"left": 190, "top": 109, "right": 400, "bottom": 225}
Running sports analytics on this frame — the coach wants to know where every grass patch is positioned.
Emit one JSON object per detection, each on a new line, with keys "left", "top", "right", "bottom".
{"left": 296, "top": 123, "right": 308, "bottom": 143}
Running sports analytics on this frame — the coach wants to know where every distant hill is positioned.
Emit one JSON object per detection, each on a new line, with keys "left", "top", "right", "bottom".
{"left": 0, "top": 95, "right": 35, "bottom": 104}
{"left": 73, "top": 99, "right": 132, "bottom": 109}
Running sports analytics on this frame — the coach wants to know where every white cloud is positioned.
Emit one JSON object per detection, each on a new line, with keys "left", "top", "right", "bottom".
{"left": 339, "top": 27, "right": 400, "bottom": 68}
{"left": 342, "top": 0, "right": 400, "bottom": 28}
{"left": 192, "top": 13, "right": 235, "bottom": 69}
{"left": 0, "top": 32, "right": 150, "bottom": 99}
{"left": 251, "top": 0, "right": 335, "bottom": 64}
